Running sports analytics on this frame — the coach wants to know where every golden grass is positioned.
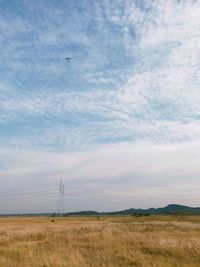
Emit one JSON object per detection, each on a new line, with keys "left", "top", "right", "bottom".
{"left": 0, "top": 215, "right": 199, "bottom": 267}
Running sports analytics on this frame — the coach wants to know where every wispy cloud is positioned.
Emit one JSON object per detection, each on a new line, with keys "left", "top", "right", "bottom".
{"left": 0, "top": 0, "right": 199, "bottom": 211}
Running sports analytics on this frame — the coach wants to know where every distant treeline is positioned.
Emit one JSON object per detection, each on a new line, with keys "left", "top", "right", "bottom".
{"left": 63, "top": 204, "right": 200, "bottom": 216}
{"left": 1, "top": 204, "right": 200, "bottom": 217}
{"left": 61, "top": 204, "right": 200, "bottom": 217}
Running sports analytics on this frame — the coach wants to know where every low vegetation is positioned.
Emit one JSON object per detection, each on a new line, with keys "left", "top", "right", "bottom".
{"left": 0, "top": 215, "right": 199, "bottom": 267}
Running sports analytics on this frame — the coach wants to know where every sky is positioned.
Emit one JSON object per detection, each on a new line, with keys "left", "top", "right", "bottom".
{"left": 0, "top": 0, "right": 200, "bottom": 213}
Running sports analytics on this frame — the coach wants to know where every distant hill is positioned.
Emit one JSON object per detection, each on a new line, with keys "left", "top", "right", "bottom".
{"left": 1, "top": 204, "right": 199, "bottom": 217}
{"left": 65, "top": 204, "right": 200, "bottom": 216}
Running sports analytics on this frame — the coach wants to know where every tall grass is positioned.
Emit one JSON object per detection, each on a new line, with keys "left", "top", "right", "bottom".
{"left": 0, "top": 216, "right": 199, "bottom": 266}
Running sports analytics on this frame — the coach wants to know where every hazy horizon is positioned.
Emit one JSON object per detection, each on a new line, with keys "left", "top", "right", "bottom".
{"left": 0, "top": 0, "right": 200, "bottom": 213}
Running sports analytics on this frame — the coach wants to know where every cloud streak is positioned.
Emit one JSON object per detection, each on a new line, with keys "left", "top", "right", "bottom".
{"left": 0, "top": 0, "right": 199, "bottom": 211}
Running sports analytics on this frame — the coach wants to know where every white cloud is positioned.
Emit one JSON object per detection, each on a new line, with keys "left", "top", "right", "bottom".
{"left": 140, "top": 1, "right": 200, "bottom": 47}
{"left": 0, "top": 0, "right": 200, "bottom": 211}
{"left": 0, "top": 140, "right": 199, "bottom": 212}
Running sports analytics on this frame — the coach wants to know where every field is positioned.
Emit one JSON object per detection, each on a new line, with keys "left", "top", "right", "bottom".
{"left": 0, "top": 216, "right": 199, "bottom": 267}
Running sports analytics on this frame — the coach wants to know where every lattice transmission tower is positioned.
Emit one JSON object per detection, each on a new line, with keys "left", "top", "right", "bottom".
{"left": 57, "top": 180, "right": 65, "bottom": 216}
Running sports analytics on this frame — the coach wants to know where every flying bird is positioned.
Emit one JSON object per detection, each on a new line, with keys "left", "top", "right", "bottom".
{"left": 65, "top": 56, "right": 72, "bottom": 62}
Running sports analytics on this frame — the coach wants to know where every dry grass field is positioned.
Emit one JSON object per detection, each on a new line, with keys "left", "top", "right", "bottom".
{"left": 0, "top": 215, "right": 199, "bottom": 267}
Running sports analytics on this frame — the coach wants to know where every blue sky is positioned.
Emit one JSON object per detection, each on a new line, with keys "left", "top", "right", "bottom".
{"left": 0, "top": 0, "right": 200, "bottom": 213}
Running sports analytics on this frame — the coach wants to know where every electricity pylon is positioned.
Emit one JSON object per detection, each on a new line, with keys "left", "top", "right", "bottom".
{"left": 57, "top": 181, "right": 65, "bottom": 216}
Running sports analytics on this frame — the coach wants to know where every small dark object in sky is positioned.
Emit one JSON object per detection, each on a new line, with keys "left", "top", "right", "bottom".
{"left": 65, "top": 56, "right": 72, "bottom": 62}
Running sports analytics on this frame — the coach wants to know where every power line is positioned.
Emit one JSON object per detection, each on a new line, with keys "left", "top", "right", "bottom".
{"left": 0, "top": 192, "right": 58, "bottom": 202}
{"left": 0, "top": 186, "right": 57, "bottom": 197}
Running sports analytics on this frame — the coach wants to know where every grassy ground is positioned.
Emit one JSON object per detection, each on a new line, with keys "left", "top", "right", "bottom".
{"left": 0, "top": 215, "right": 199, "bottom": 267}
